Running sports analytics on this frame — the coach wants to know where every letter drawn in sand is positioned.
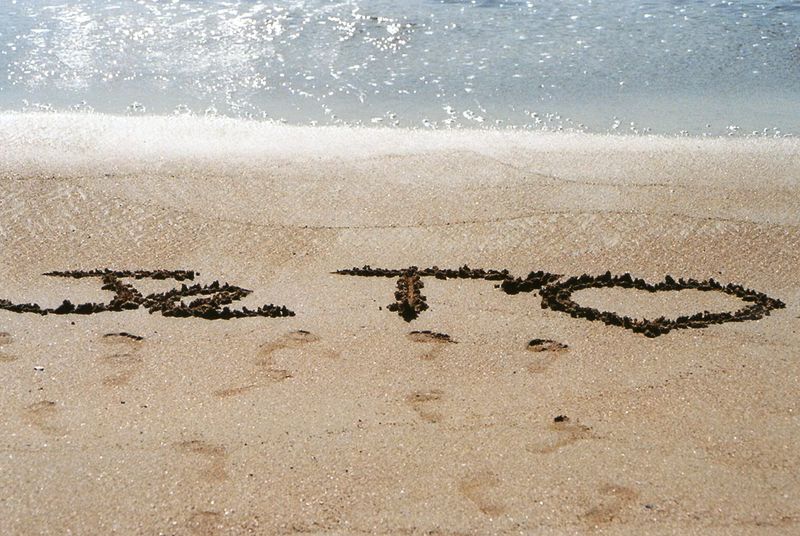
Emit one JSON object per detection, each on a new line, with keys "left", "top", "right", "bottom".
{"left": 335, "top": 265, "right": 561, "bottom": 321}
{"left": 0, "top": 267, "right": 787, "bottom": 336}
{"left": 335, "top": 265, "right": 786, "bottom": 337}
{"left": 388, "top": 269, "right": 428, "bottom": 321}
{"left": 0, "top": 269, "right": 294, "bottom": 320}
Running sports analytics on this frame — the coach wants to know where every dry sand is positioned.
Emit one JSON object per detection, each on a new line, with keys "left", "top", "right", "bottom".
{"left": 0, "top": 114, "right": 799, "bottom": 535}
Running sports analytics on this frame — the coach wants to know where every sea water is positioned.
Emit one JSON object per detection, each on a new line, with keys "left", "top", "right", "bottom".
{"left": 0, "top": 0, "right": 798, "bottom": 136}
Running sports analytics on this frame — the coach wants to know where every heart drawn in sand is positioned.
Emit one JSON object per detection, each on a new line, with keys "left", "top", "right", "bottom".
{"left": 538, "top": 272, "right": 785, "bottom": 338}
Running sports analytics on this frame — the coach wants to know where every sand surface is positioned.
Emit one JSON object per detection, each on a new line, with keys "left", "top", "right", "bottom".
{"left": 1, "top": 114, "right": 799, "bottom": 535}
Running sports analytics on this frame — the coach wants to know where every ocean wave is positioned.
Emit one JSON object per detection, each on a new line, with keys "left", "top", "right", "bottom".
{"left": 1, "top": 112, "right": 797, "bottom": 177}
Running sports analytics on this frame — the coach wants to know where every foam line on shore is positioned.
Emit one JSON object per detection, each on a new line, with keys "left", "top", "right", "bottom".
{"left": 1, "top": 112, "right": 799, "bottom": 178}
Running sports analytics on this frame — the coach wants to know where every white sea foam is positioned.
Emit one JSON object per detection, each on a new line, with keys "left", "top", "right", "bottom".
{"left": 1, "top": 112, "right": 798, "bottom": 180}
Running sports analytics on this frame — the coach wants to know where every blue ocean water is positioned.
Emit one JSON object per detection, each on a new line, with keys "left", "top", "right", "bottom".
{"left": 0, "top": 0, "right": 798, "bottom": 135}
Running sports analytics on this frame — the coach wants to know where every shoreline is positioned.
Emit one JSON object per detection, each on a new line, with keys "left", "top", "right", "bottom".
{"left": 2, "top": 111, "right": 799, "bottom": 173}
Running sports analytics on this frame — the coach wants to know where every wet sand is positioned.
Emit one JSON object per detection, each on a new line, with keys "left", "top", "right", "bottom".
{"left": 1, "top": 114, "right": 799, "bottom": 534}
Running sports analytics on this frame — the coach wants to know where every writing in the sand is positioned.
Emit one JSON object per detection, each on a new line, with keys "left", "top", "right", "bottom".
{"left": 335, "top": 266, "right": 785, "bottom": 337}
{"left": 0, "top": 270, "right": 294, "bottom": 320}
{"left": 0, "top": 267, "right": 786, "bottom": 338}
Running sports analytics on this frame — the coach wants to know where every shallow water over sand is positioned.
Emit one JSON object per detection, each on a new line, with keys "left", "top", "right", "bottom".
{"left": 1, "top": 0, "right": 799, "bottom": 135}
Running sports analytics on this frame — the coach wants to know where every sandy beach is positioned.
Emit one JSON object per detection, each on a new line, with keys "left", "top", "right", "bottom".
{"left": 1, "top": 113, "right": 799, "bottom": 535}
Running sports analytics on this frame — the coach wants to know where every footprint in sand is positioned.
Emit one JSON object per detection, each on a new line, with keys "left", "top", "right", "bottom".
{"left": 526, "top": 338, "right": 569, "bottom": 374}
{"left": 407, "top": 330, "right": 457, "bottom": 360}
{"left": 175, "top": 439, "right": 229, "bottom": 482}
{"left": 23, "top": 400, "right": 66, "bottom": 436}
{"left": 99, "top": 352, "right": 145, "bottom": 387}
{"left": 581, "top": 484, "right": 639, "bottom": 527}
{"left": 214, "top": 330, "right": 333, "bottom": 398}
{"left": 99, "top": 332, "right": 145, "bottom": 387}
{"left": 185, "top": 510, "right": 224, "bottom": 536}
{"left": 406, "top": 389, "right": 444, "bottom": 423}
{"left": 0, "top": 332, "right": 16, "bottom": 363}
{"left": 254, "top": 331, "right": 307, "bottom": 381}
{"left": 459, "top": 471, "right": 506, "bottom": 517}
{"left": 527, "top": 415, "right": 595, "bottom": 454}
